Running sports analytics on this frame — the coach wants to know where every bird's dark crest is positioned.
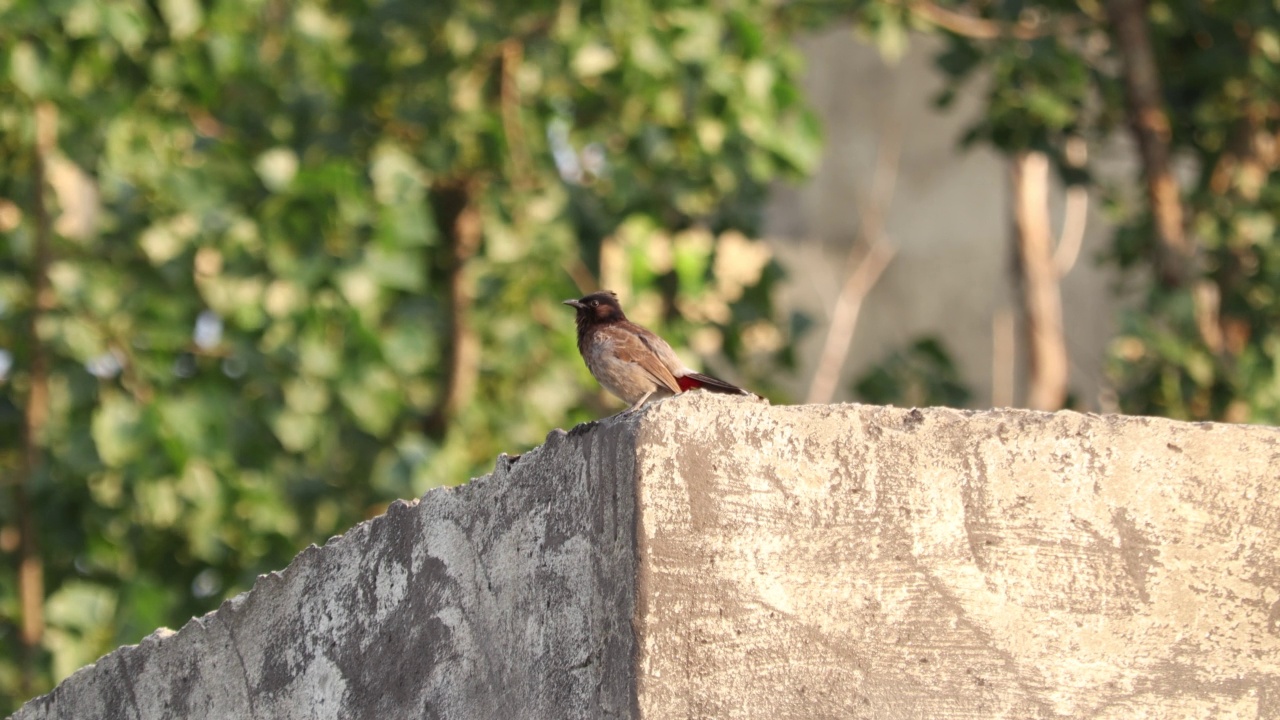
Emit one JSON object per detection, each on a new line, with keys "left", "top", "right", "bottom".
{"left": 580, "top": 290, "right": 619, "bottom": 303}
{"left": 567, "top": 290, "right": 627, "bottom": 351}
{"left": 571, "top": 291, "right": 626, "bottom": 321}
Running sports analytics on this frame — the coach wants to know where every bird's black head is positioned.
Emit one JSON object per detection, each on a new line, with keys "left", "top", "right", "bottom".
{"left": 563, "top": 291, "right": 626, "bottom": 326}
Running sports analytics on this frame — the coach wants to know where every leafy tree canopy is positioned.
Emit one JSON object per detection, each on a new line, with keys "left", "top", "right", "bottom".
{"left": 0, "top": 0, "right": 819, "bottom": 706}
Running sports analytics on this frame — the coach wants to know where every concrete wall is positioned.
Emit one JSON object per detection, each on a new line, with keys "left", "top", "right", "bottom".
{"left": 633, "top": 396, "right": 1280, "bottom": 718}
{"left": 18, "top": 394, "right": 1280, "bottom": 718}
{"left": 16, "top": 426, "right": 640, "bottom": 720}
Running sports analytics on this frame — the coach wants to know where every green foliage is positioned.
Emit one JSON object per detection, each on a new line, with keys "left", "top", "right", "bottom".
{"left": 924, "top": 0, "right": 1280, "bottom": 423}
{"left": 853, "top": 337, "right": 972, "bottom": 408}
{"left": 1105, "top": 0, "right": 1280, "bottom": 422}
{"left": 0, "top": 0, "right": 821, "bottom": 709}
{"left": 927, "top": 5, "right": 1124, "bottom": 164}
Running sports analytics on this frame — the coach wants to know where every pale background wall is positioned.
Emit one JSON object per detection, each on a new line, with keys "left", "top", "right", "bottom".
{"left": 764, "top": 28, "right": 1135, "bottom": 411}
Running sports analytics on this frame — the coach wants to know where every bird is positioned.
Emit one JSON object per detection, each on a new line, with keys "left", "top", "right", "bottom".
{"left": 563, "top": 290, "right": 752, "bottom": 414}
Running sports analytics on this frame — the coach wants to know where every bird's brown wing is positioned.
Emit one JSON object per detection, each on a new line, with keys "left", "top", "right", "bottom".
{"left": 601, "top": 323, "right": 683, "bottom": 395}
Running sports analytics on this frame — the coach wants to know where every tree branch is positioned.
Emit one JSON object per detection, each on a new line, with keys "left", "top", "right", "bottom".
{"left": 906, "top": 0, "right": 1069, "bottom": 40}
{"left": 1103, "top": 0, "right": 1193, "bottom": 286}
{"left": 1053, "top": 185, "right": 1089, "bottom": 276}
{"left": 1104, "top": 0, "right": 1226, "bottom": 355}
{"left": 806, "top": 128, "right": 900, "bottom": 405}
{"left": 1012, "top": 151, "right": 1069, "bottom": 411}
{"left": 1053, "top": 136, "right": 1090, "bottom": 277}
{"left": 991, "top": 305, "right": 1016, "bottom": 407}
{"left": 18, "top": 102, "right": 57, "bottom": 695}
{"left": 424, "top": 181, "right": 483, "bottom": 437}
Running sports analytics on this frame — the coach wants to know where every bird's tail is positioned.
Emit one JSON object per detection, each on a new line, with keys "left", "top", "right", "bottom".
{"left": 677, "top": 372, "right": 751, "bottom": 396}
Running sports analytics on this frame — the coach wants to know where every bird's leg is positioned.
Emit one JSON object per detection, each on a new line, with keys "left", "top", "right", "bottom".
{"left": 620, "top": 391, "right": 653, "bottom": 416}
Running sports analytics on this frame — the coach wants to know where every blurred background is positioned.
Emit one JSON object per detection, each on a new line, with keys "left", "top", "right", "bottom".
{"left": 3, "top": 0, "right": 1279, "bottom": 709}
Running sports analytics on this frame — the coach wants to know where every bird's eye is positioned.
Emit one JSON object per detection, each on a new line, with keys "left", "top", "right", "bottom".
{"left": 589, "top": 300, "right": 598, "bottom": 307}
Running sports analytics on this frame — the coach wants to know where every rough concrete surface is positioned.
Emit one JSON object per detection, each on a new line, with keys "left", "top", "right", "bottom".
{"left": 16, "top": 393, "right": 1280, "bottom": 719}
{"left": 634, "top": 394, "right": 1280, "bottom": 719}
{"left": 16, "top": 422, "right": 638, "bottom": 720}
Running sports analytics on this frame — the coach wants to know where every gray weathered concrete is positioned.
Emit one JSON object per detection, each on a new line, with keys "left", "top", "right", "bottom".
{"left": 17, "top": 393, "right": 1280, "bottom": 719}
{"left": 16, "top": 422, "right": 638, "bottom": 720}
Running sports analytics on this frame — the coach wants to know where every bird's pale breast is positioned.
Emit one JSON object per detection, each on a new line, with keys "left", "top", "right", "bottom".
{"left": 583, "top": 329, "right": 678, "bottom": 405}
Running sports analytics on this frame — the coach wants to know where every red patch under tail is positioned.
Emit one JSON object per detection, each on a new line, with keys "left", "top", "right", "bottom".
{"left": 676, "top": 372, "right": 749, "bottom": 395}
{"left": 676, "top": 375, "right": 701, "bottom": 392}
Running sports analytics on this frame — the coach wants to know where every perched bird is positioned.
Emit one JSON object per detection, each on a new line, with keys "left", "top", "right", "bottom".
{"left": 563, "top": 291, "right": 751, "bottom": 414}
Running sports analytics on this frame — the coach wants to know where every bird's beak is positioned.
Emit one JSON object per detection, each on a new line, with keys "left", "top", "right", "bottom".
{"left": 562, "top": 299, "right": 584, "bottom": 309}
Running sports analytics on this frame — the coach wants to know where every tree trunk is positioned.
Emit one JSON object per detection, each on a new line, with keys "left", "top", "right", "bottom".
{"left": 1011, "top": 151, "right": 1069, "bottom": 411}
{"left": 1105, "top": 0, "right": 1227, "bottom": 356}
{"left": 1104, "top": 0, "right": 1192, "bottom": 286}
{"left": 18, "top": 102, "right": 57, "bottom": 695}
{"left": 424, "top": 182, "right": 482, "bottom": 436}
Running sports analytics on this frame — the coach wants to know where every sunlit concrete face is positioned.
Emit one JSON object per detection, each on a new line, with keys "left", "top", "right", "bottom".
{"left": 633, "top": 394, "right": 1280, "bottom": 718}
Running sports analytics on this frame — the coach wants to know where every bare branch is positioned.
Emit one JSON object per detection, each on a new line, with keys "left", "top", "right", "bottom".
{"left": 562, "top": 257, "right": 599, "bottom": 296}
{"left": 1051, "top": 136, "right": 1090, "bottom": 277}
{"left": 1012, "top": 151, "right": 1069, "bottom": 411}
{"left": 906, "top": 0, "right": 1070, "bottom": 40}
{"left": 805, "top": 242, "right": 896, "bottom": 405}
{"left": 805, "top": 127, "right": 900, "bottom": 405}
{"left": 991, "top": 306, "right": 1016, "bottom": 408}
{"left": 1053, "top": 186, "right": 1089, "bottom": 277}
{"left": 1193, "top": 280, "right": 1224, "bottom": 356}
{"left": 18, "top": 101, "right": 57, "bottom": 695}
